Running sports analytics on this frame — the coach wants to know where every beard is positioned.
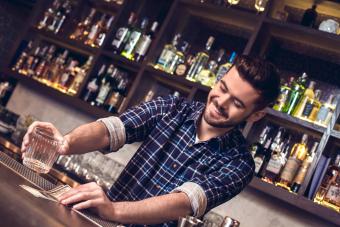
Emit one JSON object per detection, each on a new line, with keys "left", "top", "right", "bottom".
{"left": 203, "top": 98, "right": 246, "bottom": 129}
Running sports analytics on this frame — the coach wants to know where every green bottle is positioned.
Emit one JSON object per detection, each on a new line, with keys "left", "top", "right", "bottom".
{"left": 283, "top": 73, "right": 308, "bottom": 114}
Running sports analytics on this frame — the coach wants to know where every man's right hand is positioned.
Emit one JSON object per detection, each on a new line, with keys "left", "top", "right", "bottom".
{"left": 21, "top": 121, "right": 70, "bottom": 156}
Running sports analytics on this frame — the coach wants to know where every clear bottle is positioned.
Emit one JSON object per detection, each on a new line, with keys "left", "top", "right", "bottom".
{"left": 186, "top": 36, "right": 215, "bottom": 82}
{"left": 85, "top": 14, "right": 107, "bottom": 47}
{"left": 69, "top": 8, "right": 96, "bottom": 40}
{"left": 21, "top": 46, "right": 41, "bottom": 77}
{"left": 134, "top": 21, "right": 158, "bottom": 62}
{"left": 49, "top": 50, "right": 69, "bottom": 86}
{"left": 58, "top": 59, "right": 79, "bottom": 91}
{"left": 154, "top": 33, "right": 181, "bottom": 73}
{"left": 83, "top": 64, "right": 106, "bottom": 103}
{"left": 169, "top": 41, "right": 190, "bottom": 75}
{"left": 94, "top": 64, "right": 115, "bottom": 106}
{"left": 54, "top": 0, "right": 72, "bottom": 34}
{"left": 300, "top": 89, "right": 321, "bottom": 121}
{"left": 315, "top": 94, "right": 336, "bottom": 127}
{"left": 175, "top": 54, "right": 194, "bottom": 77}
{"left": 290, "top": 142, "right": 318, "bottom": 193}
{"left": 276, "top": 134, "right": 309, "bottom": 191}
{"left": 314, "top": 154, "right": 340, "bottom": 204}
{"left": 111, "top": 12, "right": 136, "bottom": 54}
{"left": 215, "top": 51, "right": 237, "bottom": 82}
{"left": 121, "top": 17, "right": 149, "bottom": 60}
{"left": 12, "top": 41, "right": 33, "bottom": 72}
{"left": 95, "top": 15, "right": 115, "bottom": 47}
{"left": 249, "top": 125, "right": 272, "bottom": 158}
{"left": 195, "top": 60, "right": 218, "bottom": 87}
{"left": 292, "top": 80, "right": 316, "bottom": 118}
{"left": 37, "top": 0, "right": 61, "bottom": 30}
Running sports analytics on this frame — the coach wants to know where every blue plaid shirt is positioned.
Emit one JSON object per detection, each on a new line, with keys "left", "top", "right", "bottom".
{"left": 107, "top": 96, "right": 254, "bottom": 226}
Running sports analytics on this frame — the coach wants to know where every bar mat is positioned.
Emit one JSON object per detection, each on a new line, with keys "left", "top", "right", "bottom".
{"left": 0, "top": 152, "right": 119, "bottom": 227}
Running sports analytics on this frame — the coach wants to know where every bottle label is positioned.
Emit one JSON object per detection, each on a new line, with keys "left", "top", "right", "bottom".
{"left": 107, "top": 92, "right": 122, "bottom": 106}
{"left": 112, "top": 27, "right": 129, "bottom": 49}
{"left": 96, "top": 84, "right": 111, "bottom": 104}
{"left": 293, "top": 166, "right": 309, "bottom": 184}
{"left": 325, "top": 185, "right": 340, "bottom": 204}
{"left": 216, "top": 65, "right": 229, "bottom": 81}
{"left": 87, "top": 80, "right": 98, "bottom": 92}
{"left": 302, "top": 102, "right": 314, "bottom": 117}
{"left": 175, "top": 64, "right": 187, "bottom": 76}
{"left": 157, "top": 49, "right": 175, "bottom": 68}
{"left": 60, "top": 73, "right": 69, "bottom": 86}
{"left": 316, "top": 106, "right": 328, "bottom": 122}
{"left": 280, "top": 157, "right": 301, "bottom": 182}
{"left": 123, "top": 31, "right": 141, "bottom": 54}
{"left": 265, "top": 155, "right": 282, "bottom": 175}
{"left": 254, "top": 156, "right": 264, "bottom": 173}
{"left": 135, "top": 35, "right": 152, "bottom": 56}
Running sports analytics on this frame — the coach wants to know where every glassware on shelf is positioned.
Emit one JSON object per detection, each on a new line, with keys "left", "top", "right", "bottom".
{"left": 254, "top": 0, "right": 268, "bottom": 13}
{"left": 225, "top": 0, "right": 240, "bottom": 6}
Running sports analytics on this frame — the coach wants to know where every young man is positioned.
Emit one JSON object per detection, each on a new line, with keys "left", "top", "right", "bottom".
{"left": 21, "top": 55, "right": 280, "bottom": 226}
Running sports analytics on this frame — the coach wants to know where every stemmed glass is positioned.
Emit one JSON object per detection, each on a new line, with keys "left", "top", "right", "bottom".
{"left": 254, "top": 0, "right": 268, "bottom": 13}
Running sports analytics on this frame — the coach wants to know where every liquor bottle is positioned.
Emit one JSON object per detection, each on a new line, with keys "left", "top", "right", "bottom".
{"left": 49, "top": 50, "right": 69, "bottom": 85}
{"left": 215, "top": 51, "right": 237, "bottom": 82}
{"left": 254, "top": 137, "right": 272, "bottom": 177}
{"left": 300, "top": 89, "right": 321, "bottom": 121}
{"left": 321, "top": 153, "right": 340, "bottom": 212}
{"left": 175, "top": 54, "right": 195, "bottom": 77}
{"left": 154, "top": 33, "right": 181, "bottom": 72}
{"left": 315, "top": 94, "right": 336, "bottom": 127}
{"left": 68, "top": 56, "right": 93, "bottom": 95}
{"left": 249, "top": 125, "right": 272, "bottom": 158}
{"left": 314, "top": 154, "right": 340, "bottom": 204}
{"left": 94, "top": 64, "right": 115, "bottom": 106}
{"left": 12, "top": 41, "right": 33, "bottom": 72}
{"left": 111, "top": 12, "right": 136, "bottom": 54}
{"left": 40, "top": 45, "right": 57, "bottom": 83}
{"left": 227, "top": 0, "right": 240, "bottom": 6}
{"left": 105, "top": 73, "right": 129, "bottom": 113}
{"left": 301, "top": 4, "right": 318, "bottom": 28}
{"left": 83, "top": 64, "right": 106, "bottom": 102}
{"left": 54, "top": 0, "right": 72, "bottom": 34}
{"left": 69, "top": 8, "right": 96, "bottom": 40}
{"left": 95, "top": 15, "right": 115, "bottom": 47}
{"left": 121, "top": 17, "right": 149, "bottom": 60}
{"left": 273, "top": 77, "right": 295, "bottom": 112}
{"left": 195, "top": 60, "right": 218, "bottom": 87}
{"left": 169, "top": 41, "right": 190, "bottom": 75}
{"left": 37, "top": 0, "right": 61, "bottom": 30}
{"left": 290, "top": 142, "right": 318, "bottom": 193}
{"left": 32, "top": 45, "right": 49, "bottom": 79}
{"left": 58, "top": 59, "right": 79, "bottom": 91}
{"left": 134, "top": 21, "right": 159, "bottom": 62}
{"left": 283, "top": 72, "right": 308, "bottom": 114}
{"left": 262, "top": 135, "right": 292, "bottom": 184}
{"left": 292, "top": 81, "right": 315, "bottom": 118}
{"left": 276, "top": 134, "right": 309, "bottom": 190}
{"left": 20, "top": 46, "right": 41, "bottom": 76}
{"left": 85, "top": 14, "right": 106, "bottom": 47}
{"left": 186, "top": 36, "right": 215, "bottom": 82}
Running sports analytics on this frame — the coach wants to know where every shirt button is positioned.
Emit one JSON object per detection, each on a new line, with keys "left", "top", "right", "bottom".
{"left": 155, "top": 185, "right": 161, "bottom": 189}
{"left": 188, "top": 144, "right": 192, "bottom": 148}
{"left": 173, "top": 163, "right": 177, "bottom": 168}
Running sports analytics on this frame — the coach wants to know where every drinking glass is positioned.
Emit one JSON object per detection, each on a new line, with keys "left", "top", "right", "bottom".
{"left": 23, "top": 127, "right": 63, "bottom": 174}
{"left": 254, "top": 0, "right": 268, "bottom": 13}
{"left": 226, "top": 0, "right": 240, "bottom": 6}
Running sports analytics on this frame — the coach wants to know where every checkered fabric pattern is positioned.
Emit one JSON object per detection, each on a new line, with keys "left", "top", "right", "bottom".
{"left": 107, "top": 96, "right": 254, "bottom": 227}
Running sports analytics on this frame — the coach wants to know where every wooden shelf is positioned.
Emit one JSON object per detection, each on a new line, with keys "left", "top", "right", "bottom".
{"left": 249, "top": 177, "right": 340, "bottom": 226}
{"left": 85, "top": 0, "right": 122, "bottom": 13}
{"left": 31, "top": 27, "right": 98, "bottom": 56}
{"left": 4, "top": 70, "right": 113, "bottom": 118}
{"left": 265, "top": 108, "right": 326, "bottom": 134}
{"left": 101, "top": 50, "right": 142, "bottom": 72}
{"left": 330, "top": 130, "right": 340, "bottom": 140}
{"left": 145, "top": 65, "right": 211, "bottom": 93}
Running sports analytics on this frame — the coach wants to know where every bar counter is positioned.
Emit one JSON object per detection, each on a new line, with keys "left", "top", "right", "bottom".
{"left": 0, "top": 151, "right": 118, "bottom": 227}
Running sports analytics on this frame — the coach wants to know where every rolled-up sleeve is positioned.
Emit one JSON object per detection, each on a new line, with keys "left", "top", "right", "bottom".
{"left": 97, "top": 116, "right": 126, "bottom": 153}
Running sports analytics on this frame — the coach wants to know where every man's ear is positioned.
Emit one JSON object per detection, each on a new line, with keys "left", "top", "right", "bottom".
{"left": 247, "top": 109, "right": 266, "bottom": 123}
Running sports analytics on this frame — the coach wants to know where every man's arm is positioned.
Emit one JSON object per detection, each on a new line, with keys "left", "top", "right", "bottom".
{"left": 58, "top": 182, "right": 192, "bottom": 224}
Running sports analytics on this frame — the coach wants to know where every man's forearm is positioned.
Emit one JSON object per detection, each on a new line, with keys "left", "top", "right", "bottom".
{"left": 113, "top": 192, "right": 192, "bottom": 224}
{"left": 64, "top": 121, "right": 110, "bottom": 155}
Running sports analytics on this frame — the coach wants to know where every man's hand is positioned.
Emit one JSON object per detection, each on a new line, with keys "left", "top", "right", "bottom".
{"left": 21, "top": 121, "right": 70, "bottom": 156}
{"left": 58, "top": 182, "right": 116, "bottom": 221}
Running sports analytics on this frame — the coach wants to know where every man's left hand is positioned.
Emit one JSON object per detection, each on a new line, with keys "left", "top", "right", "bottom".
{"left": 58, "top": 182, "right": 115, "bottom": 220}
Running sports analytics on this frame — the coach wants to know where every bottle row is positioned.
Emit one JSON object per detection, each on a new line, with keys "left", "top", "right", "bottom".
{"left": 82, "top": 64, "right": 131, "bottom": 113}
{"left": 12, "top": 41, "right": 93, "bottom": 95}
{"left": 273, "top": 73, "right": 337, "bottom": 128}
{"left": 314, "top": 153, "right": 340, "bottom": 212}
{"left": 199, "top": 0, "right": 269, "bottom": 13}
{"left": 250, "top": 125, "right": 318, "bottom": 194}
{"left": 153, "top": 34, "right": 237, "bottom": 88}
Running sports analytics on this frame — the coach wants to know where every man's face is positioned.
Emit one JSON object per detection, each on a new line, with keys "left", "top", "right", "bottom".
{"left": 203, "top": 66, "right": 262, "bottom": 128}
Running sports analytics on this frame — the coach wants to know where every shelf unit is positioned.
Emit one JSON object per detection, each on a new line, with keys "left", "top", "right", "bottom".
{"left": 2, "top": 0, "right": 340, "bottom": 225}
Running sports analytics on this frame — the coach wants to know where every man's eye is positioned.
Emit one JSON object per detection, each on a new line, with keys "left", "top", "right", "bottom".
{"left": 234, "top": 100, "right": 242, "bottom": 108}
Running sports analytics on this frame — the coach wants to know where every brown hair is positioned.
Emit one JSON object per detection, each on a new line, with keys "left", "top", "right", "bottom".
{"left": 234, "top": 55, "right": 281, "bottom": 110}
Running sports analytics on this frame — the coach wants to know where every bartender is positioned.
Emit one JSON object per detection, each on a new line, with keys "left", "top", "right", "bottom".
{"left": 21, "top": 55, "right": 280, "bottom": 226}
